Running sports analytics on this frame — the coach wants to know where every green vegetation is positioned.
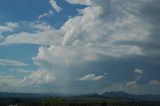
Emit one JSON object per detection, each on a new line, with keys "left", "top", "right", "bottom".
{"left": 41, "top": 97, "right": 69, "bottom": 106}
{"left": 0, "top": 96, "right": 160, "bottom": 106}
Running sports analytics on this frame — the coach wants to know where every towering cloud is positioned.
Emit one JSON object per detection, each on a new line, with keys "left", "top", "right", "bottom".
{"left": 0, "top": 0, "right": 160, "bottom": 94}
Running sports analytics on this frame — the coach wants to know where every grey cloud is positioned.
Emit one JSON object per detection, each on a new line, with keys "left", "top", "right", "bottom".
{"left": 0, "top": 75, "right": 20, "bottom": 92}
{"left": 140, "top": 0, "right": 160, "bottom": 56}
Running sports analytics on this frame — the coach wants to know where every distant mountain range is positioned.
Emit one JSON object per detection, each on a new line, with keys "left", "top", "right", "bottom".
{"left": 76, "top": 91, "right": 160, "bottom": 102}
{"left": 0, "top": 91, "right": 160, "bottom": 101}
{"left": 101, "top": 91, "right": 160, "bottom": 101}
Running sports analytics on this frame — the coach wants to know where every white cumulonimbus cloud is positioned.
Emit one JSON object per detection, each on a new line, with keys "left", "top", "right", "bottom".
{"left": 0, "top": 0, "right": 160, "bottom": 94}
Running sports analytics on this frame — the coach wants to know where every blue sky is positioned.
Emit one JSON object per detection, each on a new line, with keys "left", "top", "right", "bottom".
{"left": 0, "top": 0, "right": 160, "bottom": 95}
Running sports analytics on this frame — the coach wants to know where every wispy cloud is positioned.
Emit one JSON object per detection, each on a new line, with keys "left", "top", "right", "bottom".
{"left": 1, "top": 22, "right": 62, "bottom": 45}
{"left": 49, "top": 0, "right": 61, "bottom": 13}
{"left": 10, "top": 68, "right": 33, "bottom": 73}
{"left": 0, "top": 35, "right": 4, "bottom": 42}
{"left": 38, "top": 10, "right": 54, "bottom": 20}
{"left": 65, "top": 0, "right": 89, "bottom": 5}
{"left": 0, "top": 59, "right": 29, "bottom": 67}
{"left": 0, "top": 22, "right": 19, "bottom": 33}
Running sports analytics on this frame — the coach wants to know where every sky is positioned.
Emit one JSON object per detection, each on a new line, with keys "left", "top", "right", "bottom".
{"left": 0, "top": 0, "right": 160, "bottom": 95}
